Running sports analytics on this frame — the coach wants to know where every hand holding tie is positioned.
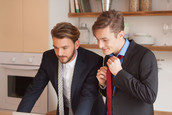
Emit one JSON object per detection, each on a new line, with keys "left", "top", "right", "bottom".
{"left": 96, "top": 66, "right": 108, "bottom": 87}
{"left": 107, "top": 56, "right": 123, "bottom": 76}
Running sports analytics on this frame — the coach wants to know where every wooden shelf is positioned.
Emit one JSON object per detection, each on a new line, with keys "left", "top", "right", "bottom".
{"left": 68, "top": 11, "right": 172, "bottom": 17}
{"left": 80, "top": 44, "right": 99, "bottom": 49}
{"left": 144, "top": 45, "right": 172, "bottom": 51}
{"left": 80, "top": 44, "right": 172, "bottom": 52}
{"left": 71, "top": 10, "right": 172, "bottom": 52}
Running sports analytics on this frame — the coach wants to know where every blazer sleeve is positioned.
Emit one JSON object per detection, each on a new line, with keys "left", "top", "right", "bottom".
{"left": 17, "top": 52, "right": 49, "bottom": 112}
{"left": 114, "top": 51, "right": 158, "bottom": 104}
{"left": 75, "top": 56, "right": 103, "bottom": 115}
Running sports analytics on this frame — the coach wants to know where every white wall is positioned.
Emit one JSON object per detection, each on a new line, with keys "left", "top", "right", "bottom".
{"left": 48, "top": 0, "right": 72, "bottom": 111}
{"left": 48, "top": 0, "right": 77, "bottom": 49}
{"left": 48, "top": 0, "right": 172, "bottom": 112}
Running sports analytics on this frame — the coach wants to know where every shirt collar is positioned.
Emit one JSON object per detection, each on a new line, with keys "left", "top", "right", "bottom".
{"left": 63, "top": 50, "right": 78, "bottom": 69}
{"left": 109, "top": 38, "right": 130, "bottom": 57}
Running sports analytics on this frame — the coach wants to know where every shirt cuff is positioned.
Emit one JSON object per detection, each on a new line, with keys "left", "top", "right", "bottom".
{"left": 99, "top": 84, "right": 106, "bottom": 89}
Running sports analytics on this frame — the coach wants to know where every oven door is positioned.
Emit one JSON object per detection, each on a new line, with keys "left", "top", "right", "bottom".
{"left": 0, "top": 64, "right": 47, "bottom": 114}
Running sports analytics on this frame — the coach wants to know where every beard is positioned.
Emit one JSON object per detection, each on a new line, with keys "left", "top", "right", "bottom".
{"left": 57, "top": 48, "right": 76, "bottom": 64}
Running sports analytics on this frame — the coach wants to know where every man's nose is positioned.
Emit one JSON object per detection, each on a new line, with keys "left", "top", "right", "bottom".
{"left": 98, "top": 41, "right": 104, "bottom": 49}
{"left": 57, "top": 49, "right": 63, "bottom": 56}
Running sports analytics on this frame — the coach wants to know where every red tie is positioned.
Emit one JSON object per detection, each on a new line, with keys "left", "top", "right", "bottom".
{"left": 106, "top": 55, "right": 123, "bottom": 115}
{"left": 106, "top": 68, "right": 112, "bottom": 115}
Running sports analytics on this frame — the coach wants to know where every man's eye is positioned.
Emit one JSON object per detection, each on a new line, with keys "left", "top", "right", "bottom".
{"left": 103, "top": 39, "right": 108, "bottom": 42}
{"left": 53, "top": 45, "right": 58, "bottom": 49}
{"left": 63, "top": 47, "right": 68, "bottom": 49}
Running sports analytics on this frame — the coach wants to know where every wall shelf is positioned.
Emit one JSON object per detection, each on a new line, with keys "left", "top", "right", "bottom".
{"left": 80, "top": 44, "right": 172, "bottom": 52}
{"left": 68, "top": 11, "right": 172, "bottom": 17}
{"left": 71, "top": 10, "right": 172, "bottom": 52}
{"left": 144, "top": 45, "right": 172, "bottom": 51}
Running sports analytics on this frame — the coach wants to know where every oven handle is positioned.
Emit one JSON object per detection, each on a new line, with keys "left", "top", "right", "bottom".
{"left": 0, "top": 65, "right": 39, "bottom": 70}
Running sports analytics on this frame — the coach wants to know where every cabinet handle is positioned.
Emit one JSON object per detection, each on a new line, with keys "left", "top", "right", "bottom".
{"left": 0, "top": 65, "right": 39, "bottom": 70}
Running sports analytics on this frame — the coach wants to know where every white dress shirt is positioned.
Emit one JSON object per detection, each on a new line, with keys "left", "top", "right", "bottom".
{"left": 62, "top": 51, "right": 77, "bottom": 107}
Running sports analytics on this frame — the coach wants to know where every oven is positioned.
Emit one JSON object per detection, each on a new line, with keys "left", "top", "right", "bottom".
{"left": 0, "top": 52, "right": 47, "bottom": 114}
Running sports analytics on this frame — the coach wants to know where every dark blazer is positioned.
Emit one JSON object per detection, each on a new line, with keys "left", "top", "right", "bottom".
{"left": 100, "top": 40, "right": 158, "bottom": 115}
{"left": 17, "top": 47, "right": 105, "bottom": 115}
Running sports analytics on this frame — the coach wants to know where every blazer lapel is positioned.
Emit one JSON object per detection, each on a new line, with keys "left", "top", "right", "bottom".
{"left": 71, "top": 49, "right": 87, "bottom": 103}
{"left": 122, "top": 40, "right": 137, "bottom": 70}
{"left": 50, "top": 50, "right": 59, "bottom": 91}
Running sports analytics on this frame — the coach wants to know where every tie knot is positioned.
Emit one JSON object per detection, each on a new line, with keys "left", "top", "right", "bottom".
{"left": 117, "top": 55, "right": 124, "bottom": 59}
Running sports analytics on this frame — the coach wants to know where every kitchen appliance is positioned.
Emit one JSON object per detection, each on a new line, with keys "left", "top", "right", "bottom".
{"left": 0, "top": 52, "right": 47, "bottom": 114}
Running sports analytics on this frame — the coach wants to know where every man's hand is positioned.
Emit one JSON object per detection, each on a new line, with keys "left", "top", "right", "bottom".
{"left": 107, "top": 56, "right": 122, "bottom": 76}
{"left": 96, "top": 66, "right": 107, "bottom": 87}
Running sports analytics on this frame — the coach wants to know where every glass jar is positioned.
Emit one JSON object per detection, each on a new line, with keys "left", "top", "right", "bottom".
{"left": 78, "top": 23, "right": 90, "bottom": 44}
{"left": 124, "top": 23, "right": 129, "bottom": 39}
{"left": 129, "top": 0, "right": 139, "bottom": 12}
{"left": 140, "top": 0, "right": 152, "bottom": 11}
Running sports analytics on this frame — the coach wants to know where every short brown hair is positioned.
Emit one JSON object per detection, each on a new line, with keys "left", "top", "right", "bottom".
{"left": 92, "top": 10, "right": 124, "bottom": 37}
{"left": 51, "top": 22, "right": 80, "bottom": 43}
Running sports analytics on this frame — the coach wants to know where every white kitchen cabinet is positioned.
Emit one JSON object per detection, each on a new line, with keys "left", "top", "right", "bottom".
{"left": 0, "top": 0, "right": 49, "bottom": 53}
{"left": 153, "top": 51, "right": 172, "bottom": 112}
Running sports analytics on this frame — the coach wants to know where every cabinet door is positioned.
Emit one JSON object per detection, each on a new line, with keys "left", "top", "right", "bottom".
{"left": 23, "top": 0, "right": 49, "bottom": 53}
{"left": 0, "top": 0, "right": 23, "bottom": 52}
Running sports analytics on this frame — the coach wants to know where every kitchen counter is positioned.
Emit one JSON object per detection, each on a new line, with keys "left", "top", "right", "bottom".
{"left": 0, "top": 111, "right": 45, "bottom": 115}
{"left": 0, "top": 111, "right": 12, "bottom": 115}
{"left": 45, "top": 110, "right": 172, "bottom": 115}
{"left": 46, "top": 110, "right": 56, "bottom": 115}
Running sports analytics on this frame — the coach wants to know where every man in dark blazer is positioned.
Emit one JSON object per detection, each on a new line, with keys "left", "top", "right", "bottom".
{"left": 92, "top": 10, "right": 158, "bottom": 115}
{"left": 17, "top": 22, "right": 105, "bottom": 115}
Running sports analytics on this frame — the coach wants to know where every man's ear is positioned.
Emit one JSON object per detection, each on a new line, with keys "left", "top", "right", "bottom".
{"left": 117, "top": 31, "right": 125, "bottom": 39}
{"left": 75, "top": 40, "right": 80, "bottom": 49}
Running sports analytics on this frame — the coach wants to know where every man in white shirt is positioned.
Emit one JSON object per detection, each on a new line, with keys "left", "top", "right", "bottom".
{"left": 17, "top": 22, "right": 105, "bottom": 115}
{"left": 62, "top": 52, "right": 77, "bottom": 107}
